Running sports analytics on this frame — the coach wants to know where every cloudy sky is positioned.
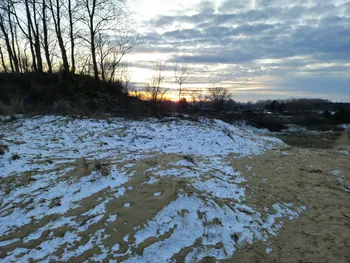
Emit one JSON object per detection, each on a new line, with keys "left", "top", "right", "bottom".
{"left": 125, "top": 0, "right": 350, "bottom": 102}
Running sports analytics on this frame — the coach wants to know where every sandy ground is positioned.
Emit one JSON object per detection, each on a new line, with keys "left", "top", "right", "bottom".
{"left": 227, "top": 130, "right": 350, "bottom": 263}
{"left": 1, "top": 117, "right": 349, "bottom": 262}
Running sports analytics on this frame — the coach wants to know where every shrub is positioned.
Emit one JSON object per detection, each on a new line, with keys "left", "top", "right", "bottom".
{"left": 249, "top": 119, "right": 287, "bottom": 132}
{"left": 332, "top": 109, "right": 350, "bottom": 123}
{"left": 0, "top": 97, "right": 26, "bottom": 115}
{"left": 322, "top": 110, "right": 331, "bottom": 118}
{"left": 52, "top": 100, "right": 73, "bottom": 115}
{"left": 177, "top": 98, "right": 188, "bottom": 113}
{"left": 0, "top": 72, "right": 157, "bottom": 117}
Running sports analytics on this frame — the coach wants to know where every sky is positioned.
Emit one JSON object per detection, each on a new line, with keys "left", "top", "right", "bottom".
{"left": 124, "top": 0, "right": 350, "bottom": 102}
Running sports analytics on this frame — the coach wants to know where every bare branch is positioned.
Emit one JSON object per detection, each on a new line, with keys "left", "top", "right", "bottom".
{"left": 174, "top": 61, "right": 193, "bottom": 101}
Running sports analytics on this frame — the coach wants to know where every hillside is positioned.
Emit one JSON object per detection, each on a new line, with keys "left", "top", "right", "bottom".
{"left": 0, "top": 116, "right": 303, "bottom": 262}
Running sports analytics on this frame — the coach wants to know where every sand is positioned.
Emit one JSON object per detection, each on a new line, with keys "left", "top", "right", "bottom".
{"left": 226, "top": 130, "right": 350, "bottom": 263}
{"left": 1, "top": 117, "right": 349, "bottom": 262}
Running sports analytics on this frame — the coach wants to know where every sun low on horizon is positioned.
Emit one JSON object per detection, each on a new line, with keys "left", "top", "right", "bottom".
{"left": 123, "top": 0, "right": 350, "bottom": 103}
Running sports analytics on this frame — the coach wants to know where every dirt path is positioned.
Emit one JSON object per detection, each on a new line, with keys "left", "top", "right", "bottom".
{"left": 226, "top": 130, "right": 350, "bottom": 263}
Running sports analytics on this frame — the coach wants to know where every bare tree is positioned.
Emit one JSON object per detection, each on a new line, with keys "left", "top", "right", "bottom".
{"left": 0, "top": 0, "right": 18, "bottom": 72}
{"left": 190, "top": 88, "right": 204, "bottom": 111}
{"left": 107, "top": 34, "right": 142, "bottom": 82}
{"left": 128, "top": 86, "right": 144, "bottom": 100}
{"left": 13, "top": 19, "right": 22, "bottom": 72}
{"left": 0, "top": 12, "right": 13, "bottom": 72}
{"left": 96, "top": 32, "right": 108, "bottom": 80}
{"left": 48, "top": 0, "right": 69, "bottom": 73}
{"left": 76, "top": 52, "right": 92, "bottom": 75}
{"left": 19, "top": 44, "right": 31, "bottom": 72}
{"left": 208, "top": 86, "right": 231, "bottom": 112}
{"left": 95, "top": 31, "right": 141, "bottom": 82}
{"left": 4, "top": 0, "right": 19, "bottom": 72}
{"left": 174, "top": 62, "right": 192, "bottom": 101}
{"left": 11, "top": 0, "right": 37, "bottom": 71}
{"left": 0, "top": 0, "right": 139, "bottom": 78}
{"left": 41, "top": 0, "right": 52, "bottom": 72}
{"left": 66, "top": 0, "right": 77, "bottom": 73}
{"left": 113, "top": 62, "right": 131, "bottom": 91}
{"left": 79, "top": 0, "right": 127, "bottom": 81}
{"left": 0, "top": 42, "right": 7, "bottom": 72}
{"left": 30, "top": 0, "right": 44, "bottom": 72}
{"left": 145, "top": 61, "right": 168, "bottom": 104}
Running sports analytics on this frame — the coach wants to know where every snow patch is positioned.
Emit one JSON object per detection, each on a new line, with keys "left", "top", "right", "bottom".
{"left": 266, "top": 248, "right": 273, "bottom": 254}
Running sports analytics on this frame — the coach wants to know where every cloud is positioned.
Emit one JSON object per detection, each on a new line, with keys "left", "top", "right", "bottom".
{"left": 198, "top": 0, "right": 216, "bottom": 14}
{"left": 163, "top": 28, "right": 203, "bottom": 40}
{"left": 130, "top": 0, "right": 350, "bottom": 101}
{"left": 217, "top": 0, "right": 254, "bottom": 13}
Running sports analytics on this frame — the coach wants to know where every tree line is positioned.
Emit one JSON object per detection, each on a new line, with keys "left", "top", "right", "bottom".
{"left": 0, "top": 0, "right": 141, "bottom": 81}
{"left": 141, "top": 60, "right": 231, "bottom": 111}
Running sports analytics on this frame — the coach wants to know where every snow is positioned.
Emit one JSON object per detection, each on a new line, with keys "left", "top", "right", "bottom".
{"left": 246, "top": 165, "right": 253, "bottom": 171}
{"left": 1, "top": 117, "right": 282, "bottom": 178}
{"left": 0, "top": 238, "right": 20, "bottom": 247}
{"left": 112, "top": 244, "right": 120, "bottom": 251}
{"left": 0, "top": 115, "right": 302, "bottom": 263}
{"left": 123, "top": 234, "right": 130, "bottom": 242}
{"left": 143, "top": 177, "right": 159, "bottom": 185}
{"left": 106, "top": 214, "right": 118, "bottom": 223}
{"left": 331, "top": 170, "right": 345, "bottom": 184}
{"left": 172, "top": 159, "right": 196, "bottom": 167}
{"left": 332, "top": 170, "right": 342, "bottom": 176}
{"left": 341, "top": 150, "right": 350, "bottom": 156}
{"left": 193, "top": 178, "right": 245, "bottom": 199}
{"left": 0, "top": 169, "right": 129, "bottom": 235}
{"left": 266, "top": 248, "right": 273, "bottom": 254}
{"left": 126, "top": 194, "right": 303, "bottom": 263}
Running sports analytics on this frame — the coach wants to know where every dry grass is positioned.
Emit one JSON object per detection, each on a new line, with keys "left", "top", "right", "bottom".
{"left": 0, "top": 145, "right": 9, "bottom": 155}
{"left": 0, "top": 97, "right": 26, "bottom": 115}
{"left": 51, "top": 99, "right": 110, "bottom": 118}
{"left": 171, "top": 177, "right": 196, "bottom": 196}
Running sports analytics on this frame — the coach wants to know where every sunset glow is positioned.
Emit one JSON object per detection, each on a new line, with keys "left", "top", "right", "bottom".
{"left": 123, "top": 0, "right": 350, "bottom": 102}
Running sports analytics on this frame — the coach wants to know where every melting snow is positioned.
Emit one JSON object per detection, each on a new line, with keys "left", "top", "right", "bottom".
{"left": 266, "top": 248, "right": 273, "bottom": 254}
{"left": 332, "top": 170, "right": 342, "bottom": 176}
{"left": 112, "top": 244, "right": 120, "bottom": 251}
{"left": 0, "top": 115, "right": 304, "bottom": 263}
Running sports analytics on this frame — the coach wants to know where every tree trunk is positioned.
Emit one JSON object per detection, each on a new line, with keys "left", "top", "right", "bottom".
{"left": 178, "top": 84, "right": 182, "bottom": 101}
{"left": 91, "top": 37, "right": 99, "bottom": 81}
{"left": 56, "top": 31, "right": 69, "bottom": 73}
{"left": 98, "top": 34, "right": 106, "bottom": 81}
{"left": 42, "top": 0, "right": 52, "bottom": 72}
{"left": 55, "top": 0, "right": 69, "bottom": 73}
{"left": 14, "top": 24, "right": 22, "bottom": 72}
{"left": 90, "top": 16, "right": 99, "bottom": 81}
{"left": 0, "top": 45, "right": 8, "bottom": 73}
{"left": 32, "top": 0, "right": 43, "bottom": 72}
{"left": 68, "top": 0, "right": 75, "bottom": 74}
{"left": 6, "top": 4, "right": 19, "bottom": 72}
{"left": 0, "top": 17, "right": 14, "bottom": 72}
{"left": 24, "top": 0, "right": 37, "bottom": 71}
{"left": 49, "top": 0, "right": 69, "bottom": 73}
